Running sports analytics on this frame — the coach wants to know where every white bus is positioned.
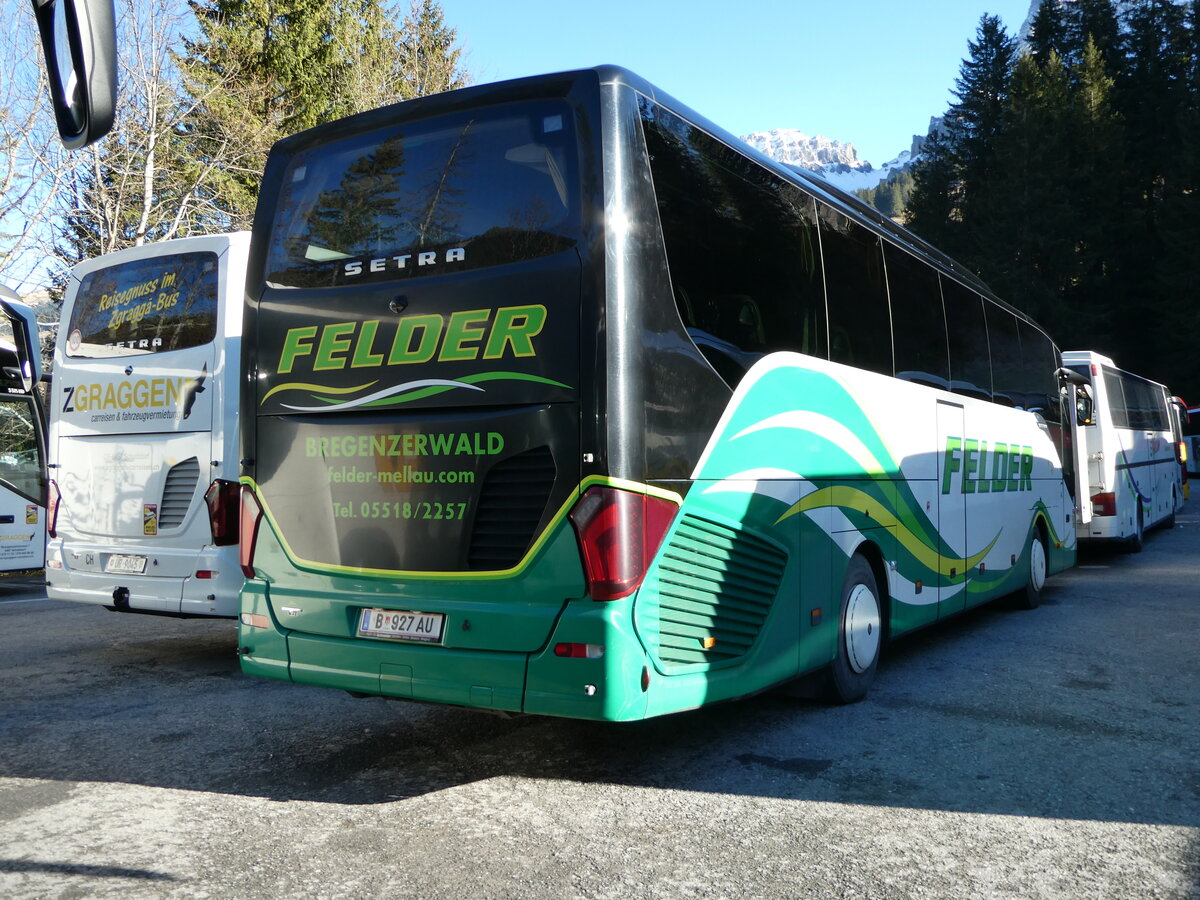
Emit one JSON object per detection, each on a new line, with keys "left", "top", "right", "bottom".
{"left": 46, "top": 232, "right": 251, "bottom": 616}
{"left": 1063, "top": 350, "right": 1185, "bottom": 550}
{"left": 0, "top": 287, "right": 48, "bottom": 574}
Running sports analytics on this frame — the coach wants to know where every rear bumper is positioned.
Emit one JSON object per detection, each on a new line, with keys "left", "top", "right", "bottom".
{"left": 1076, "top": 513, "right": 1132, "bottom": 543}
{"left": 46, "top": 540, "right": 241, "bottom": 617}
{"left": 238, "top": 586, "right": 653, "bottom": 721}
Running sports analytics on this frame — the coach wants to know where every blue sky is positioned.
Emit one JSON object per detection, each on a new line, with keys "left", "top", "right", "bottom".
{"left": 440, "top": 1, "right": 1036, "bottom": 165}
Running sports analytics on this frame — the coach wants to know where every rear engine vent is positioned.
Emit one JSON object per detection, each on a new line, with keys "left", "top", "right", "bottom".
{"left": 160, "top": 457, "right": 201, "bottom": 529}
{"left": 649, "top": 515, "right": 787, "bottom": 669}
{"left": 468, "top": 446, "right": 556, "bottom": 570}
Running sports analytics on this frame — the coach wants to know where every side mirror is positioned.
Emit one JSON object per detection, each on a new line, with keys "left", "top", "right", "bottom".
{"left": 32, "top": 0, "right": 117, "bottom": 149}
{"left": 1075, "top": 384, "right": 1094, "bottom": 427}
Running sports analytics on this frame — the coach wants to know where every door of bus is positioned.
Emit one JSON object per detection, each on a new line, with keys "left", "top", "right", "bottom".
{"left": 0, "top": 287, "right": 47, "bottom": 572}
{"left": 1061, "top": 367, "right": 1092, "bottom": 529}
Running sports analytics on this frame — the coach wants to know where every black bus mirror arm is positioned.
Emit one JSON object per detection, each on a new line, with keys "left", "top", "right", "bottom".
{"left": 32, "top": 0, "right": 118, "bottom": 149}
{"left": 1056, "top": 367, "right": 1088, "bottom": 387}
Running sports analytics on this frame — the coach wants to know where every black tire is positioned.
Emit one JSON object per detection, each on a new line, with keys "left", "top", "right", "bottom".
{"left": 1013, "top": 526, "right": 1047, "bottom": 610}
{"left": 829, "top": 553, "right": 882, "bottom": 703}
{"left": 1127, "top": 507, "right": 1145, "bottom": 553}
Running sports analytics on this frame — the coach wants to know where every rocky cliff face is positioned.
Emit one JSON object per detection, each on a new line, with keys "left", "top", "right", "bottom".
{"left": 740, "top": 130, "right": 868, "bottom": 175}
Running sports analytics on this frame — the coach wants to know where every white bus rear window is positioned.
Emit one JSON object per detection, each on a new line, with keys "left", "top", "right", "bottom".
{"left": 66, "top": 251, "right": 219, "bottom": 358}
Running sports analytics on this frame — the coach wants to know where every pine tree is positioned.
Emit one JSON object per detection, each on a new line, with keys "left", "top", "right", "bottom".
{"left": 395, "top": 0, "right": 469, "bottom": 101}
{"left": 912, "top": 14, "right": 1016, "bottom": 273}
{"left": 984, "top": 51, "right": 1075, "bottom": 328}
{"left": 1109, "top": 0, "right": 1190, "bottom": 380}
{"left": 901, "top": 1, "right": 1198, "bottom": 404}
{"left": 1071, "top": 0, "right": 1123, "bottom": 74}
{"left": 1065, "top": 37, "right": 1125, "bottom": 348}
{"left": 905, "top": 126, "right": 963, "bottom": 257}
{"left": 176, "top": 0, "right": 468, "bottom": 229}
{"left": 950, "top": 15, "right": 1018, "bottom": 201}
{"left": 1150, "top": 0, "right": 1200, "bottom": 402}
{"left": 1029, "top": 0, "right": 1071, "bottom": 66}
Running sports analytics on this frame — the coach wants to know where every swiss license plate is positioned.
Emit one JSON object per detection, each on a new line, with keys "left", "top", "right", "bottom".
{"left": 105, "top": 554, "right": 147, "bottom": 574}
{"left": 357, "top": 608, "right": 445, "bottom": 643}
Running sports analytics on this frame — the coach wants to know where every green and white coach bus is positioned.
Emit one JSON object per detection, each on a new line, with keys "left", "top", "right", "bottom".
{"left": 236, "top": 67, "right": 1085, "bottom": 720}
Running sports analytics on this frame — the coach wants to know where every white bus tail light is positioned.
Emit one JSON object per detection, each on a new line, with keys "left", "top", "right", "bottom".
{"left": 239, "top": 486, "right": 264, "bottom": 578}
{"left": 204, "top": 479, "right": 240, "bottom": 546}
{"left": 1091, "top": 492, "right": 1117, "bottom": 517}
{"left": 1177, "top": 441, "right": 1187, "bottom": 466}
{"left": 568, "top": 487, "right": 677, "bottom": 601}
{"left": 47, "top": 479, "right": 61, "bottom": 539}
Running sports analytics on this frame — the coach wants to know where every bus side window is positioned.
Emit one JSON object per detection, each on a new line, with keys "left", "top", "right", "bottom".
{"left": 1018, "top": 320, "right": 1061, "bottom": 428}
{"left": 986, "top": 304, "right": 1021, "bottom": 408}
{"left": 639, "top": 98, "right": 827, "bottom": 389}
{"left": 886, "top": 243, "right": 949, "bottom": 390}
{"left": 684, "top": 295, "right": 765, "bottom": 386}
{"left": 820, "top": 206, "right": 891, "bottom": 378}
{"left": 942, "top": 277, "right": 992, "bottom": 402}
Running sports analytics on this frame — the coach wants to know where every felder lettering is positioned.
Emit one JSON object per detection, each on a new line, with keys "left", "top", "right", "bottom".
{"left": 277, "top": 304, "right": 547, "bottom": 375}
{"left": 941, "top": 436, "right": 1033, "bottom": 494}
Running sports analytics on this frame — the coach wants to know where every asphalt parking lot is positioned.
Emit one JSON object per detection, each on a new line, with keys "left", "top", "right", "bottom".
{"left": 1, "top": 505, "right": 1197, "bottom": 899}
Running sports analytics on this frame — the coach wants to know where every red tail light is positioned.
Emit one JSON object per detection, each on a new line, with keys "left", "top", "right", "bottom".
{"left": 239, "top": 486, "right": 264, "bottom": 578}
{"left": 204, "top": 479, "right": 240, "bottom": 546}
{"left": 46, "top": 479, "right": 61, "bottom": 539}
{"left": 554, "top": 642, "right": 604, "bottom": 659}
{"left": 1091, "top": 492, "right": 1117, "bottom": 517}
{"left": 568, "top": 486, "right": 677, "bottom": 601}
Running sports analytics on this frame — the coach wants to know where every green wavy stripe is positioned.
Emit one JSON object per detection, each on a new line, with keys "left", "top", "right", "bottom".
{"left": 776, "top": 484, "right": 1001, "bottom": 577}
{"left": 261, "top": 380, "right": 379, "bottom": 404}
{"left": 709, "top": 366, "right": 943, "bottom": 550}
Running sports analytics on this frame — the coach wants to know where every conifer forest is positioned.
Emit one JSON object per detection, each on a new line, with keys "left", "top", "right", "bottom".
{"left": 903, "top": 0, "right": 1199, "bottom": 407}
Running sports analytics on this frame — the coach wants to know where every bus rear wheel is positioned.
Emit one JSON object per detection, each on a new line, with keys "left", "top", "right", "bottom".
{"left": 1127, "top": 507, "right": 1145, "bottom": 553}
{"left": 1014, "top": 528, "right": 1047, "bottom": 610}
{"left": 830, "top": 553, "right": 881, "bottom": 703}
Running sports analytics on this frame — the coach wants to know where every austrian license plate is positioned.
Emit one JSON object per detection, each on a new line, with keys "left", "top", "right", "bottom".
{"left": 357, "top": 609, "right": 445, "bottom": 643}
{"left": 105, "top": 554, "right": 147, "bottom": 574}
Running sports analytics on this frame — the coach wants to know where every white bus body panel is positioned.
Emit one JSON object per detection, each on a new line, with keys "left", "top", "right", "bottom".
{"left": 46, "top": 233, "right": 250, "bottom": 616}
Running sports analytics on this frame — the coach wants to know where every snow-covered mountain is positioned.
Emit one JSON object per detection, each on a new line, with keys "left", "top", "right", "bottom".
{"left": 740, "top": 128, "right": 921, "bottom": 194}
